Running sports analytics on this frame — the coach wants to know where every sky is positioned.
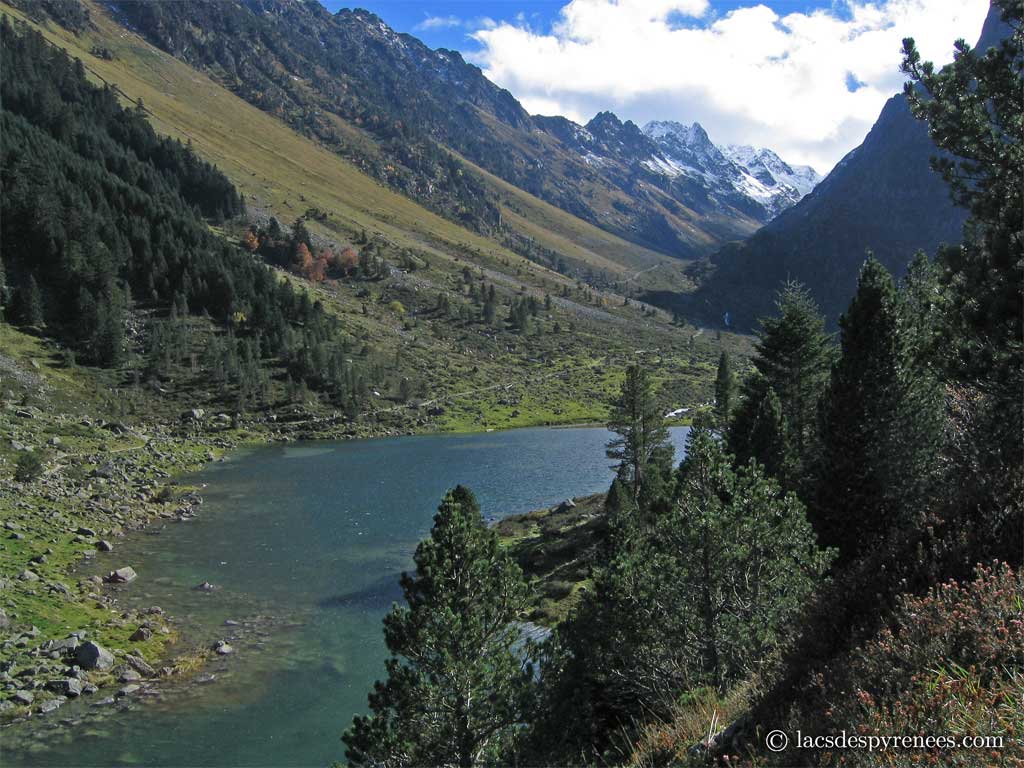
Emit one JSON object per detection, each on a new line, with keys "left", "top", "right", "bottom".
{"left": 319, "top": 0, "right": 990, "bottom": 173}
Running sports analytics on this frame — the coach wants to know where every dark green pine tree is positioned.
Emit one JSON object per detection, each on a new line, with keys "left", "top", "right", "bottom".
{"left": 22, "top": 274, "right": 45, "bottom": 327}
{"left": 92, "top": 283, "right": 127, "bottom": 367}
{"left": 729, "top": 282, "right": 832, "bottom": 496}
{"left": 343, "top": 487, "right": 534, "bottom": 768}
{"left": 667, "top": 428, "right": 832, "bottom": 692}
{"left": 745, "top": 385, "right": 788, "bottom": 479}
{"left": 902, "top": 3, "right": 1023, "bottom": 560}
{"left": 894, "top": 254, "right": 947, "bottom": 500}
{"left": 528, "top": 428, "right": 830, "bottom": 764}
{"left": 0, "top": 254, "right": 7, "bottom": 321}
{"left": 816, "top": 257, "right": 898, "bottom": 556}
{"left": 714, "top": 350, "right": 736, "bottom": 426}
{"left": 606, "top": 364, "right": 671, "bottom": 506}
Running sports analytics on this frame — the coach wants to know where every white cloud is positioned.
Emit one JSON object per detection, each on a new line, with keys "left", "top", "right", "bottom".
{"left": 469, "top": 0, "right": 989, "bottom": 172}
{"left": 415, "top": 14, "right": 498, "bottom": 34}
{"left": 414, "top": 15, "right": 463, "bottom": 32}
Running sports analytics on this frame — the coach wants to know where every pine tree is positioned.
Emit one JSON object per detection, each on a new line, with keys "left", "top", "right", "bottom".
{"left": 816, "top": 258, "right": 899, "bottom": 556}
{"left": 745, "top": 385, "right": 787, "bottom": 479}
{"left": 0, "top": 254, "right": 7, "bottom": 322}
{"left": 343, "top": 487, "right": 533, "bottom": 767}
{"left": 670, "top": 428, "right": 831, "bottom": 690}
{"left": 606, "top": 364, "right": 670, "bottom": 505}
{"left": 714, "top": 350, "right": 736, "bottom": 426}
{"left": 902, "top": 2, "right": 1023, "bottom": 560}
{"left": 531, "top": 429, "right": 830, "bottom": 762}
{"left": 729, "top": 282, "right": 832, "bottom": 496}
{"left": 23, "top": 275, "right": 45, "bottom": 327}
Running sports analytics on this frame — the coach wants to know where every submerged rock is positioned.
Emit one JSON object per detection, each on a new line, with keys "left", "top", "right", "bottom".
{"left": 38, "top": 697, "right": 66, "bottom": 714}
{"left": 105, "top": 567, "right": 137, "bottom": 584}
{"left": 212, "top": 640, "right": 234, "bottom": 656}
{"left": 46, "top": 678, "right": 82, "bottom": 697}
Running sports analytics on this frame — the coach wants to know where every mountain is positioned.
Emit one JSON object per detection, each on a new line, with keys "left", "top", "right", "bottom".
{"left": 656, "top": 4, "right": 1009, "bottom": 330}
{"left": 642, "top": 120, "right": 821, "bottom": 219}
{"left": 51, "top": 0, "right": 811, "bottom": 266}
{"left": 722, "top": 144, "right": 821, "bottom": 207}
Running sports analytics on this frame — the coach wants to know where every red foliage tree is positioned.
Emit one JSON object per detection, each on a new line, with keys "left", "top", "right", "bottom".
{"left": 334, "top": 246, "right": 359, "bottom": 276}
{"left": 241, "top": 229, "right": 259, "bottom": 252}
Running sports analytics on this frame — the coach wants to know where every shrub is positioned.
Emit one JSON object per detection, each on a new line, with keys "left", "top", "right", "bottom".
{"left": 823, "top": 562, "right": 1024, "bottom": 767}
{"left": 14, "top": 451, "right": 44, "bottom": 482}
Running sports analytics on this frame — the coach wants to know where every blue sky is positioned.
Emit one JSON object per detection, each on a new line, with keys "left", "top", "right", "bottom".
{"left": 320, "top": 1, "right": 830, "bottom": 52}
{"left": 318, "top": 1, "right": 989, "bottom": 172}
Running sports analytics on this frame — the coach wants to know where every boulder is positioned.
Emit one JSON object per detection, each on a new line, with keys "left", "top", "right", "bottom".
{"left": 40, "top": 637, "right": 79, "bottom": 654}
{"left": 12, "top": 690, "right": 34, "bottom": 705}
{"left": 129, "top": 627, "right": 153, "bottom": 642}
{"left": 38, "top": 697, "right": 66, "bottom": 714}
{"left": 75, "top": 527, "right": 97, "bottom": 537}
{"left": 105, "top": 567, "right": 137, "bottom": 584}
{"left": 75, "top": 641, "right": 114, "bottom": 671}
{"left": 193, "top": 581, "right": 219, "bottom": 592}
{"left": 116, "top": 684, "right": 140, "bottom": 698}
{"left": 91, "top": 464, "right": 115, "bottom": 479}
{"left": 125, "top": 654, "right": 155, "bottom": 677}
{"left": 96, "top": 540, "right": 114, "bottom": 552}
{"left": 212, "top": 640, "right": 234, "bottom": 655}
{"left": 117, "top": 668, "right": 141, "bottom": 684}
{"left": 17, "top": 570, "right": 39, "bottom": 582}
{"left": 46, "top": 678, "right": 82, "bottom": 697}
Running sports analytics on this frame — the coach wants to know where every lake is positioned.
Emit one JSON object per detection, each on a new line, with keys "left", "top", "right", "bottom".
{"left": 5, "top": 426, "right": 689, "bottom": 767}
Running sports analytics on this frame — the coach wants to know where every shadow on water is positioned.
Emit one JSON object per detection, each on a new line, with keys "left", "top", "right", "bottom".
{"left": 317, "top": 572, "right": 404, "bottom": 610}
{"left": 4, "top": 426, "right": 690, "bottom": 768}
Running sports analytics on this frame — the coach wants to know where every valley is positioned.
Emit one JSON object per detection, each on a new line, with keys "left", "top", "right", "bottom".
{"left": 0, "top": 1, "right": 1019, "bottom": 766}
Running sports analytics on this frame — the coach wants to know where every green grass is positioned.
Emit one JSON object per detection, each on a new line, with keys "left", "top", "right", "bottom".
{"left": 0, "top": 326, "right": 227, "bottom": 718}
{"left": 496, "top": 493, "right": 607, "bottom": 625}
{"left": 0, "top": 2, "right": 757, "bottom": 718}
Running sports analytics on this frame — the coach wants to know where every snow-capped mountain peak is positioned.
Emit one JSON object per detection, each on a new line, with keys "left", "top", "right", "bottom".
{"left": 723, "top": 144, "right": 820, "bottom": 198}
{"left": 636, "top": 121, "right": 822, "bottom": 219}
{"left": 644, "top": 120, "right": 710, "bottom": 149}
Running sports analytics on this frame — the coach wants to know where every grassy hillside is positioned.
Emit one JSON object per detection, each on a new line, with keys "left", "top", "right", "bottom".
{"left": 2, "top": 0, "right": 692, "bottom": 296}
{"left": 0, "top": 1, "right": 752, "bottom": 435}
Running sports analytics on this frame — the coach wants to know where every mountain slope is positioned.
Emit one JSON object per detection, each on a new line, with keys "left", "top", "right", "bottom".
{"left": 0, "top": 0, "right": 756, "bottom": 437}
{"left": 661, "top": 6, "right": 1010, "bottom": 330}
{"left": 65, "top": 0, "right": 808, "bottom": 265}
{"left": 675, "top": 93, "right": 968, "bottom": 329}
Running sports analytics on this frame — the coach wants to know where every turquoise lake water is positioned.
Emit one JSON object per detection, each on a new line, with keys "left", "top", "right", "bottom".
{"left": 5, "top": 426, "right": 689, "bottom": 767}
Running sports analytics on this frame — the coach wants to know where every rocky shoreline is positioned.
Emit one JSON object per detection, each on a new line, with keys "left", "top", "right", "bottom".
{"left": 0, "top": 406, "right": 238, "bottom": 727}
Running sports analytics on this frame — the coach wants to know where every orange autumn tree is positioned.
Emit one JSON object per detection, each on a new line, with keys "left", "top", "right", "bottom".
{"left": 334, "top": 246, "right": 359, "bottom": 276}
{"left": 309, "top": 248, "right": 329, "bottom": 282}
{"left": 293, "top": 241, "right": 314, "bottom": 276}
{"left": 241, "top": 229, "right": 259, "bottom": 252}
